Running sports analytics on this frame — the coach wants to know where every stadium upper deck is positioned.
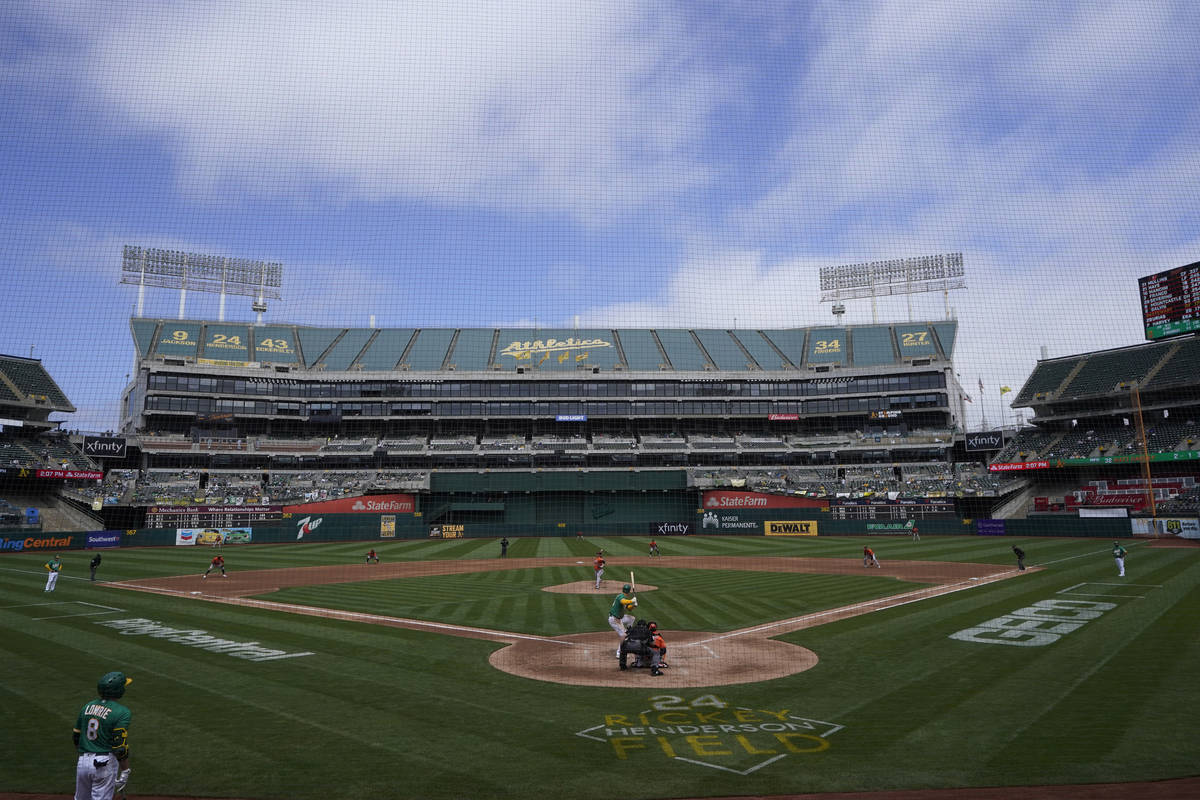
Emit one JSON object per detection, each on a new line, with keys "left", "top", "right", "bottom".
{"left": 129, "top": 318, "right": 958, "bottom": 373}
{"left": 121, "top": 318, "right": 964, "bottom": 470}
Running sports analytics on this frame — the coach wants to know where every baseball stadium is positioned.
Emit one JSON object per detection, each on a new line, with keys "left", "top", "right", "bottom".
{"left": 3, "top": 5, "right": 1200, "bottom": 800}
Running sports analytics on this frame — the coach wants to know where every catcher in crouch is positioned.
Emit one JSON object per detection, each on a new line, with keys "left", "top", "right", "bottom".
{"left": 607, "top": 584, "right": 637, "bottom": 656}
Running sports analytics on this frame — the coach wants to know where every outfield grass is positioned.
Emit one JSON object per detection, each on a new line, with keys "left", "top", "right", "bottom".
{"left": 3, "top": 535, "right": 1197, "bottom": 799}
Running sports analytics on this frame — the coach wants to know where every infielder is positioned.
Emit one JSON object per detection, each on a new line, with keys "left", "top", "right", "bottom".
{"left": 365, "top": 548, "right": 380, "bottom": 564}
{"left": 593, "top": 551, "right": 606, "bottom": 589}
{"left": 44, "top": 553, "right": 63, "bottom": 592}
{"left": 608, "top": 584, "right": 637, "bottom": 655}
{"left": 202, "top": 554, "right": 227, "bottom": 579}
{"left": 648, "top": 539, "right": 660, "bottom": 556}
{"left": 74, "top": 671, "right": 132, "bottom": 800}
{"left": 1113, "top": 541, "right": 1127, "bottom": 576}
{"left": 863, "top": 545, "right": 881, "bottom": 568}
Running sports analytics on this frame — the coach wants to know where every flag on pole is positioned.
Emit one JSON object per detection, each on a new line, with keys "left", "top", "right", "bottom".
{"left": 963, "top": 394, "right": 973, "bottom": 404}
{"left": 1000, "top": 386, "right": 1012, "bottom": 395}
{"left": 978, "top": 377, "right": 985, "bottom": 395}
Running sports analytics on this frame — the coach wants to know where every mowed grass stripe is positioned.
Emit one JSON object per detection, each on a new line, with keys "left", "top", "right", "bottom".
{"left": 256, "top": 566, "right": 928, "bottom": 635}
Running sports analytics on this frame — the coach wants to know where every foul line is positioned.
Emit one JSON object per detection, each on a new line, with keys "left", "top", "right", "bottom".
{"left": 110, "top": 580, "right": 572, "bottom": 646}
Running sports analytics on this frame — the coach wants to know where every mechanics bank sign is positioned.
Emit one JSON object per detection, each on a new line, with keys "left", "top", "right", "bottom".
{"left": 702, "top": 491, "right": 828, "bottom": 510}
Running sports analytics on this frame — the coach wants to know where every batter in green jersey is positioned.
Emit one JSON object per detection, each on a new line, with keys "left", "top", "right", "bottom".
{"left": 74, "top": 671, "right": 133, "bottom": 800}
{"left": 607, "top": 584, "right": 638, "bottom": 654}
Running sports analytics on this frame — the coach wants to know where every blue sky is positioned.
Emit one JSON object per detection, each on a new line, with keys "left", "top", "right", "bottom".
{"left": 2, "top": 1, "right": 1199, "bottom": 431}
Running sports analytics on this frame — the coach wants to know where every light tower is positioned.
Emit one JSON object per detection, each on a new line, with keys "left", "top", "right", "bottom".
{"left": 819, "top": 252, "right": 965, "bottom": 323}
{"left": 121, "top": 246, "right": 283, "bottom": 324}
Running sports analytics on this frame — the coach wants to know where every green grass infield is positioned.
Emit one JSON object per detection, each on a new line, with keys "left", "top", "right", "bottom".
{"left": 2, "top": 534, "right": 1197, "bottom": 799}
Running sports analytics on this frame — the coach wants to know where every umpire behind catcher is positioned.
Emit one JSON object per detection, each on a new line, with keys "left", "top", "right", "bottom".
{"left": 619, "top": 619, "right": 664, "bottom": 676}
{"left": 74, "top": 671, "right": 133, "bottom": 800}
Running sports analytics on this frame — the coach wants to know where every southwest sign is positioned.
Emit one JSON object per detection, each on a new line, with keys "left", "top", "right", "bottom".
{"left": 703, "top": 491, "right": 829, "bottom": 510}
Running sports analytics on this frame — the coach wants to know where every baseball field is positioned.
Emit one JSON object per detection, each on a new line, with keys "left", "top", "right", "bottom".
{"left": 2, "top": 533, "right": 1198, "bottom": 800}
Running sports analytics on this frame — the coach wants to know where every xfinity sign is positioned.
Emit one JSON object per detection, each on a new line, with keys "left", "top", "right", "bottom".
{"left": 965, "top": 431, "right": 1004, "bottom": 452}
{"left": 83, "top": 436, "right": 128, "bottom": 459}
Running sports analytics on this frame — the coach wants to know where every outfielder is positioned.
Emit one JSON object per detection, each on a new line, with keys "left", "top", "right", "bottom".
{"left": 74, "top": 671, "right": 132, "bottom": 800}
{"left": 608, "top": 584, "right": 637, "bottom": 655}
{"left": 44, "top": 553, "right": 63, "bottom": 592}
{"left": 593, "top": 551, "right": 606, "bottom": 589}
{"left": 1113, "top": 541, "right": 1127, "bottom": 576}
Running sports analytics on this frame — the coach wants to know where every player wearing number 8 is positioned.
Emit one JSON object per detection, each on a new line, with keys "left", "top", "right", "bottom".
{"left": 74, "top": 671, "right": 133, "bottom": 800}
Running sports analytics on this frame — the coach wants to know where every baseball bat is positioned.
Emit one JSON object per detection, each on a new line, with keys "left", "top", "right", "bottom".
{"left": 630, "top": 570, "right": 636, "bottom": 592}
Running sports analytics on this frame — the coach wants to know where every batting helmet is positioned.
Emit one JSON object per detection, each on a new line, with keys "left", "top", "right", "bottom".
{"left": 97, "top": 671, "right": 132, "bottom": 699}
{"left": 623, "top": 584, "right": 632, "bottom": 593}
{"left": 648, "top": 621, "right": 658, "bottom": 632}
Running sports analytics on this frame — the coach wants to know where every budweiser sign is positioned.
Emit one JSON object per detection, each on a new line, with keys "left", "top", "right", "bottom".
{"left": 702, "top": 491, "right": 828, "bottom": 510}
{"left": 283, "top": 494, "right": 415, "bottom": 514}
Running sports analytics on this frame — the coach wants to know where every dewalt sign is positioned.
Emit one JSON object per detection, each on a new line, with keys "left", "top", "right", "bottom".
{"left": 765, "top": 521, "right": 818, "bottom": 536}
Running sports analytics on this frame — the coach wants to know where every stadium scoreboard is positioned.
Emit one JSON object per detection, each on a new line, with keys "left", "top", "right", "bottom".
{"left": 146, "top": 505, "right": 283, "bottom": 529}
{"left": 1140, "top": 261, "right": 1200, "bottom": 340}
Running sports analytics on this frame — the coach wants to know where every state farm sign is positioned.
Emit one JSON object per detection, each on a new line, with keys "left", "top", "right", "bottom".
{"left": 702, "top": 491, "right": 828, "bottom": 510}
{"left": 283, "top": 494, "right": 415, "bottom": 514}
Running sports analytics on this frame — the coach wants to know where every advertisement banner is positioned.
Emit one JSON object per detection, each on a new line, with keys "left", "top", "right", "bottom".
{"left": 699, "top": 511, "right": 760, "bottom": 532}
{"left": 764, "top": 520, "right": 818, "bottom": 536}
{"left": 976, "top": 519, "right": 1007, "bottom": 536}
{"left": 176, "top": 527, "right": 252, "bottom": 546}
{"left": 283, "top": 494, "right": 415, "bottom": 514}
{"left": 83, "top": 436, "right": 128, "bottom": 459}
{"left": 702, "top": 491, "right": 829, "bottom": 510}
{"left": 965, "top": 431, "right": 1004, "bottom": 451}
{"left": 864, "top": 521, "right": 915, "bottom": 533}
{"left": 35, "top": 469, "right": 104, "bottom": 480}
{"left": 85, "top": 531, "right": 123, "bottom": 549}
{"left": 429, "top": 524, "right": 464, "bottom": 539}
{"left": 987, "top": 461, "right": 1049, "bottom": 472}
{"left": 650, "top": 521, "right": 692, "bottom": 536}
{"left": 767, "top": 413, "right": 799, "bottom": 421}
{"left": 833, "top": 498, "right": 954, "bottom": 508}
{"left": 1131, "top": 518, "right": 1200, "bottom": 539}
{"left": 151, "top": 505, "right": 283, "bottom": 514}
{"left": 0, "top": 534, "right": 74, "bottom": 552}
{"left": 380, "top": 515, "right": 396, "bottom": 538}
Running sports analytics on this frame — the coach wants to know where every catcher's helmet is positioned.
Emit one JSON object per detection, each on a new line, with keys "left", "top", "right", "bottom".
{"left": 623, "top": 584, "right": 632, "bottom": 593}
{"left": 97, "top": 671, "right": 132, "bottom": 699}
{"left": 648, "top": 621, "right": 658, "bottom": 632}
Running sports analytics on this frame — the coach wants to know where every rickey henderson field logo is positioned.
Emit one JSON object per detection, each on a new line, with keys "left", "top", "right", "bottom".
{"left": 576, "top": 694, "right": 844, "bottom": 775}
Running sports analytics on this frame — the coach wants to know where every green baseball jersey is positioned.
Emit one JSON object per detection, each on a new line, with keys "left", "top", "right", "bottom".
{"left": 610, "top": 592, "right": 635, "bottom": 617}
{"left": 1113, "top": 544, "right": 1127, "bottom": 557}
{"left": 75, "top": 698, "right": 131, "bottom": 756}
{"left": 46, "top": 558, "right": 62, "bottom": 573}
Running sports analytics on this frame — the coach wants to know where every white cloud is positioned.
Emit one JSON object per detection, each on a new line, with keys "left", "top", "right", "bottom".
{"left": 30, "top": 0, "right": 722, "bottom": 221}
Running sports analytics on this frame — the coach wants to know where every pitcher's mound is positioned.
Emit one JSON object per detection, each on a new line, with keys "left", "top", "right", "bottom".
{"left": 489, "top": 631, "right": 817, "bottom": 687}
